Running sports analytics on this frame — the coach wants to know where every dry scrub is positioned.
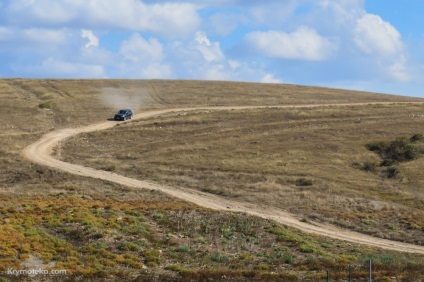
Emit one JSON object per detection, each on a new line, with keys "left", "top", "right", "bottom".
{"left": 1, "top": 79, "right": 424, "bottom": 280}
{"left": 1, "top": 193, "right": 423, "bottom": 281}
{"left": 62, "top": 105, "right": 424, "bottom": 245}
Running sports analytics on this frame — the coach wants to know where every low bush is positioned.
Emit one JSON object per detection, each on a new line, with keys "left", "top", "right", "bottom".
{"left": 118, "top": 241, "right": 141, "bottom": 252}
{"left": 175, "top": 245, "right": 191, "bottom": 253}
{"left": 361, "top": 161, "right": 378, "bottom": 172}
{"left": 361, "top": 134, "right": 424, "bottom": 179}
{"left": 366, "top": 135, "right": 422, "bottom": 163}
{"left": 366, "top": 141, "right": 388, "bottom": 152}
{"left": 383, "top": 137, "right": 419, "bottom": 162}
{"left": 210, "top": 252, "right": 230, "bottom": 263}
{"left": 410, "top": 133, "right": 424, "bottom": 142}
{"left": 143, "top": 249, "right": 161, "bottom": 266}
{"left": 382, "top": 166, "right": 399, "bottom": 179}
{"left": 38, "top": 102, "right": 52, "bottom": 109}
{"left": 295, "top": 178, "right": 313, "bottom": 186}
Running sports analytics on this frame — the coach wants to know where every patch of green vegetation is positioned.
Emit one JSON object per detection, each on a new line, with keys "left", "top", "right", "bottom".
{"left": 0, "top": 193, "right": 423, "bottom": 280}
{"left": 410, "top": 133, "right": 424, "bottom": 143}
{"left": 38, "top": 101, "right": 52, "bottom": 109}
{"left": 118, "top": 241, "right": 141, "bottom": 252}
{"left": 101, "top": 164, "right": 116, "bottom": 172}
{"left": 295, "top": 178, "right": 313, "bottom": 186}
{"left": 174, "top": 245, "right": 191, "bottom": 253}
{"left": 210, "top": 252, "right": 230, "bottom": 263}
{"left": 362, "top": 134, "right": 424, "bottom": 179}
{"left": 366, "top": 135, "right": 423, "bottom": 163}
{"left": 143, "top": 249, "right": 162, "bottom": 267}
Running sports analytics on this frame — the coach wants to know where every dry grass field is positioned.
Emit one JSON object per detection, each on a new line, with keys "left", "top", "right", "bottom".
{"left": 62, "top": 104, "right": 424, "bottom": 246}
{"left": 1, "top": 78, "right": 424, "bottom": 280}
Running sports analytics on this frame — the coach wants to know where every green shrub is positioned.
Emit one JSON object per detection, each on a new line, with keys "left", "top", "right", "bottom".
{"left": 363, "top": 135, "right": 424, "bottom": 177}
{"left": 299, "top": 243, "right": 317, "bottom": 253}
{"left": 164, "top": 264, "right": 196, "bottom": 275}
{"left": 410, "top": 133, "right": 424, "bottom": 142}
{"left": 143, "top": 249, "right": 161, "bottom": 265}
{"left": 382, "top": 166, "right": 399, "bottom": 179}
{"left": 194, "top": 236, "right": 206, "bottom": 244}
{"left": 101, "top": 164, "right": 116, "bottom": 172}
{"left": 383, "top": 137, "right": 419, "bottom": 162}
{"left": 175, "top": 245, "right": 191, "bottom": 253}
{"left": 210, "top": 253, "right": 229, "bottom": 263}
{"left": 118, "top": 241, "right": 141, "bottom": 252}
{"left": 295, "top": 178, "right": 313, "bottom": 186}
{"left": 361, "top": 161, "right": 378, "bottom": 172}
{"left": 165, "top": 264, "right": 187, "bottom": 272}
{"left": 282, "top": 254, "right": 295, "bottom": 264}
{"left": 38, "top": 102, "right": 52, "bottom": 109}
{"left": 366, "top": 141, "right": 388, "bottom": 152}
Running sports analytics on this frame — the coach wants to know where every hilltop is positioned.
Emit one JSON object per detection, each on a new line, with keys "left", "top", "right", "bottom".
{"left": 1, "top": 79, "right": 423, "bottom": 281}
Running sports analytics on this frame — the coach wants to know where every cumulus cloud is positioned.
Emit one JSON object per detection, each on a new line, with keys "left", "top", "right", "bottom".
{"left": 139, "top": 62, "right": 172, "bottom": 78}
{"left": 388, "top": 56, "right": 411, "bottom": 82}
{"left": 261, "top": 74, "right": 282, "bottom": 83}
{"left": 0, "top": 27, "right": 73, "bottom": 61}
{"left": 208, "top": 13, "right": 246, "bottom": 36}
{"left": 2, "top": 0, "right": 201, "bottom": 38}
{"left": 115, "top": 33, "right": 172, "bottom": 79}
{"left": 354, "top": 14, "right": 410, "bottom": 82}
{"left": 245, "top": 27, "right": 336, "bottom": 61}
{"left": 354, "top": 14, "right": 403, "bottom": 56}
{"left": 0, "top": 27, "right": 68, "bottom": 46}
{"left": 120, "top": 33, "right": 163, "bottom": 62}
{"left": 16, "top": 58, "right": 105, "bottom": 78}
{"left": 81, "top": 29, "right": 99, "bottom": 48}
{"left": 194, "top": 31, "right": 224, "bottom": 62}
{"left": 0, "top": 0, "right": 420, "bottom": 95}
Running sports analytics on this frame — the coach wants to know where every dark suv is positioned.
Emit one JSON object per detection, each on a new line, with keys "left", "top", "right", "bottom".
{"left": 114, "top": 109, "right": 133, "bottom": 121}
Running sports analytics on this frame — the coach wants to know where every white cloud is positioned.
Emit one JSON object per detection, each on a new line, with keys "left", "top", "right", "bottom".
{"left": 354, "top": 14, "right": 411, "bottom": 82}
{"left": 0, "top": 0, "right": 421, "bottom": 95}
{"left": 388, "top": 57, "right": 411, "bottom": 82}
{"left": 261, "top": 74, "right": 282, "bottom": 83}
{"left": 194, "top": 31, "right": 224, "bottom": 62}
{"left": 318, "top": 0, "right": 364, "bottom": 23}
{"left": 228, "top": 60, "right": 241, "bottom": 70}
{"left": 115, "top": 33, "right": 172, "bottom": 79}
{"left": 247, "top": 1, "right": 298, "bottom": 25}
{"left": 17, "top": 58, "right": 105, "bottom": 78}
{"left": 119, "top": 33, "right": 163, "bottom": 62}
{"left": 0, "top": 27, "right": 15, "bottom": 40}
{"left": 209, "top": 13, "right": 246, "bottom": 36}
{"left": 245, "top": 27, "right": 336, "bottom": 61}
{"left": 354, "top": 14, "right": 403, "bottom": 56}
{"left": 202, "top": 64, "right": 229, "bottom": 81}
{"left": 3, "top": 0, "right": 201, "bottom": 38}
{"left": 0, "top": 27, "right": 70, "bottom": 54}
{"left": 81, "top": 29, "right": 99, "bottom": 48}
{"left": 139, "top": 62, "right": 172, "bottom": 78}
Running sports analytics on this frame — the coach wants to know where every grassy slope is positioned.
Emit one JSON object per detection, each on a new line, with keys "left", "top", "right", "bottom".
{"left": 62, "top": 105, "right": 424, "bottom": 245}
{"left": 1, "top": 79, "right": 423, "bottom": 280}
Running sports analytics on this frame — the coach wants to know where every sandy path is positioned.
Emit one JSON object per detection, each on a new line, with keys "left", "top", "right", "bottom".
{"left": 22, "top": 103, "right": 424, "bottom": 254}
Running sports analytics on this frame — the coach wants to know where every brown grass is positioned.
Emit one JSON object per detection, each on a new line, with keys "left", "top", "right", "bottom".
{"left": 62, "top": 104, "right": 424, "bottom": 245}
{"left": 1, "top": 78, "right": 424, "bottom": 280}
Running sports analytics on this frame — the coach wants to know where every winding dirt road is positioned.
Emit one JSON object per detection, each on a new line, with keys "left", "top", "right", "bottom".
{"left": 23, "top": 103, "right": 424, "bottom": 254}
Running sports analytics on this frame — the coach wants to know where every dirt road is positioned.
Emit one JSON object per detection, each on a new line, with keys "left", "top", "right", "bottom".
{"left": 23, "top": 103, "right": 424, "bottom": 254}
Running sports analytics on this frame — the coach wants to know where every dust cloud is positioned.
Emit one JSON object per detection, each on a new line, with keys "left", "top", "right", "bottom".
{"left": 100, "top": 87, "right": 152, "bottom": 112}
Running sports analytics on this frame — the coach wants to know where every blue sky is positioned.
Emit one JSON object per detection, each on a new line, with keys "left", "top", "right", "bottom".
{"left": 1, "top": 0, "right": 424, "bottom": 97}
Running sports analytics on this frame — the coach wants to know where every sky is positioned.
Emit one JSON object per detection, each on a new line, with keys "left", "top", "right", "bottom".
{"left": 1, "top": 0, "right": 424, "bottom": 97}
